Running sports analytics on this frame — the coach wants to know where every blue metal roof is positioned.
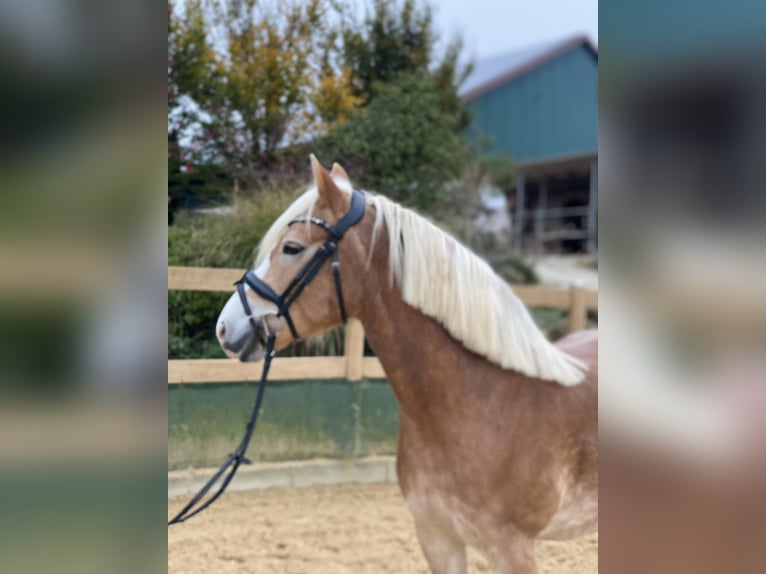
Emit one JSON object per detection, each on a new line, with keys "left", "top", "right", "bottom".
{"left": 460, "top": 35, "right": 597, "bottom": 101}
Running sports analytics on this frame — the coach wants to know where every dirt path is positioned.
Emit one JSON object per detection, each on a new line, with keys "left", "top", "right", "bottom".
{"left": 169, "top": 483, "right": 597, "bottom": 573}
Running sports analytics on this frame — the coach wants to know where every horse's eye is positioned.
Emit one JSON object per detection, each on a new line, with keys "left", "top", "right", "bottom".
{"left": 282, "top": 242, "right": 305, "bottom": 256}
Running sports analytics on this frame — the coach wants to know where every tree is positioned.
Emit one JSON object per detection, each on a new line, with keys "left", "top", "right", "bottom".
{"left": 168, "top": 0, "right": 474, "bottom": 199}
{"left": 318, "top": 73, "right": 472, "bottom": 210}
{"left": 317, "top": 0, "right": 475, "bottom": 210}
{"left": 169, "top": 0, "right": 361, "bottom": 188}
{"left": 342, "top": 0, "right": 472, "bottom": 130}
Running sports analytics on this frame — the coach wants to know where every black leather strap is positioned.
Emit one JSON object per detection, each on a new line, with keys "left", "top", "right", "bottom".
{"left": 240, "top": 271, "right": 300, "bottom": 340}
{"left": 168, "top": 332, "right": 277, "bottom": 525}
{"left": 331, "top": 250, "right": 347, "bottom": 323}
{"left": 235, "top": 190, "right": 365, "bottom": 340}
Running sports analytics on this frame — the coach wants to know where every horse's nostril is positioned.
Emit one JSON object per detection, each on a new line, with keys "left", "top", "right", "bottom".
{"left": 217, "top": 321, "right": 226, "bottom": 340}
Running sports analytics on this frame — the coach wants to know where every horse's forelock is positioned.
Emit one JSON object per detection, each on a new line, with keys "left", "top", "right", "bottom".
{"left": 255, "top": 177, "right": 354, "bottom": 268}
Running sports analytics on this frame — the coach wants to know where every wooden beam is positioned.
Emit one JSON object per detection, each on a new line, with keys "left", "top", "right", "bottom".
{"left": 168, "top": 266, "right": 244, "bottom": 292}
{"left": 168, "top": 356, "right": 387, "bottom": 384}
{"left": 361, "top": 357, "right": 386, "bottom": 379}
{"left": 585, "top": 290, "right": 598, "bottom": 311}
{"left": 168, "top": 357, "right": 347, "bottom": 384}
{"left": 166, "top": 266, "right": 598, "bottom": 311}
{"left": 512, "top": 285, "right": 571, "bottom": 308}
{"left": 568, "top": 286, "right": 587, "bottom": 332}
{"left": 344, "top": 319, "right": 365, "bottom": 381}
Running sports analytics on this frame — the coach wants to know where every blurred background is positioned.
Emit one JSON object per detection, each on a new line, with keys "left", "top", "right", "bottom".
{"left": 0, "top": 1, "right": 166, "bottom": 573}
{"left": 3, "top": 0, "right": 765, "bottom": 571}
{"left": 600, "top": 1, "right": 766, "bottom": 573}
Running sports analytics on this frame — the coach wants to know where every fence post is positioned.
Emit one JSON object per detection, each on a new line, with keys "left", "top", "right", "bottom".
{"left": 514, "top": 172, "right": 526, "bottom": 254}
{"left": 568, "top": 284, "right": 587, "bottom": 333}
{"left": 344, "top": 319, "right": 365, "bottom": 381}
{"left": 534, "top": 208, "right": 544, "bottom": 255}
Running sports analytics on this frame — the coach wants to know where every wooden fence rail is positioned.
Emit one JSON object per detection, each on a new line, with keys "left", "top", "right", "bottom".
{"left": 168, "top": 266, "right": 597, "bottom": 384}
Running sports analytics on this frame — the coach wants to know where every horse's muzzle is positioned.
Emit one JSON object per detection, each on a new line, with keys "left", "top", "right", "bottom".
{"left": 218, "top": 318, "right": 268, "bottom": 362}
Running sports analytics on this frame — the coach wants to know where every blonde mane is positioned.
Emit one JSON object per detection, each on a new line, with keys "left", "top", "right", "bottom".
{"left": 256, "top": 179, "right": 587, "bottom": 386}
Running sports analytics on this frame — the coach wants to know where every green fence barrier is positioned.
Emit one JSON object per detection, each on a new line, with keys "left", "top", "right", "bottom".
{"left": 168, "top": 378, "right": 398, "bottom": 470}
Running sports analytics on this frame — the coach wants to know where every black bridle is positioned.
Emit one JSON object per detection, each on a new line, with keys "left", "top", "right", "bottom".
{"left": 235, "top": 190, "right": 366, "bottom": 342}
{"left": 169, "top": 190, "right": 366, "bottom": 526}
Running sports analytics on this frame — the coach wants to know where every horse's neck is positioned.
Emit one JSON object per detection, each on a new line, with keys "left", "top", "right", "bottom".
{"left": 353, "top": 218, "right": 509, "bottom": 431}
{"left": 358, "top": 278, "right": 473, "bottom": 425}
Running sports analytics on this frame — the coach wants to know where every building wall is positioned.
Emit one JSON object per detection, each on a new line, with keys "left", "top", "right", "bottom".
{"left": 468, "top": 45, "right": 598, "bottom": 162}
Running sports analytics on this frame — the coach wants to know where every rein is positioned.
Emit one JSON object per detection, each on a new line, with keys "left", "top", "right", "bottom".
{"left": 169, "top": 190, "right": 366, "bottom": 526}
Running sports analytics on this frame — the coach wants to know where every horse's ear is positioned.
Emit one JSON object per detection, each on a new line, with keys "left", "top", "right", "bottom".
{"left": 330, "top": 162, "right": 350, "bottom": 182}
{"left": 310, "top": 154, "right": 345, "bottom": 210}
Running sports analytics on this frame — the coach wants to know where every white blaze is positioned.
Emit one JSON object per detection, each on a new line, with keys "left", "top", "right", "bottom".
{"left": 216, "top": 256, "right": 277, "bottom": 353}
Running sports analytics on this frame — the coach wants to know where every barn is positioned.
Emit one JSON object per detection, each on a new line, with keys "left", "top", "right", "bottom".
{"left": 461, "top": 35, "right": 598, "bottom": 254}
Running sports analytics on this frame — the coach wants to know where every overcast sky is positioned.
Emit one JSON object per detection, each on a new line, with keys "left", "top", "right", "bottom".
{"left": 173, "top": 0, "right": 597, "bottom": 62}
{"left": 428, "top": 0, "right": 598, "bottom": 61}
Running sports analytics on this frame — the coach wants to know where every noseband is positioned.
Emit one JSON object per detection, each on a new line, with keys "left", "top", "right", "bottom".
{"left": 169, "top": 189, "right": 366, "bottom": 526}
{"left": 234, "top": 189, "right": 366, "bottom": 343}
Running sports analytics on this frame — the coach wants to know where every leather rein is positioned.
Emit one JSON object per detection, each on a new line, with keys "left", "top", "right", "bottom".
{"left": 169, "top": 190, "right": 366, "bottom": 525}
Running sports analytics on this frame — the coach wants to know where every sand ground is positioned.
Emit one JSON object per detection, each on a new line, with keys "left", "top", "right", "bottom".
{"left": 169, "top": 483, "right": 597, "bottom": 573}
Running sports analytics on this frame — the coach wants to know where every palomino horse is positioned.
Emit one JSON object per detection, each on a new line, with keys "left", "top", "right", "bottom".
{"left": 216, "top": 156, "right": 598, "bottom": 573}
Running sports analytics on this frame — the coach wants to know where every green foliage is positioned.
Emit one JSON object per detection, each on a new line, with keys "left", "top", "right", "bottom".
{"left": 316, "top": 1, "right": 475, "bottom": 210}
{"left": 168, "top": 0, "right": 475, "bottom": 204}
{"left": 478, "top": 152, "right": 517, "bottom": 192}
{"left": 168, "top": 0, "right": 228, "bottom": 205}
{"left": 342, "top": 0, "right": 472, "bottom": 130}
{"left": 343, "top": 0, "right": 431, "bottom": 92}
{"left": 168, "top": 161, "right": 233, "bottom": 210}
{"left": 318, "top": 73, "right": 473, "bottom": 210}
{"left": 169, "top": 188, "right": 299, "bottom": 268}
{"left": 489, "top": 256, "right": 540, "bottom": 285}
{"left": 529, "top": 308, "right": 569, "bottom": 340}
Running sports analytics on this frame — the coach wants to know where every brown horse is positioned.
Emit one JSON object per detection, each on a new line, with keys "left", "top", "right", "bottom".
{"left": 215, "top": 157, "right": 598, "bottom": 573}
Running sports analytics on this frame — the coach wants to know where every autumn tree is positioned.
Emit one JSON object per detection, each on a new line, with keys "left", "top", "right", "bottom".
{"left": 169, "top": 0, "right": 361, "bottom": 188}
{"left": 169, "top": 0, "right": 474, "bottom": 199}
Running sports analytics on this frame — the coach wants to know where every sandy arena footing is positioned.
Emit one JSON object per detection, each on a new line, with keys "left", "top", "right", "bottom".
{"left": 169, "top": 483, "right": 597, "bottom": 574}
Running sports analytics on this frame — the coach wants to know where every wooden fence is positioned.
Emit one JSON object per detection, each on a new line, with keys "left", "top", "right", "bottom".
{"left": 168, "top": 266, "right": 597, "bottom": 385}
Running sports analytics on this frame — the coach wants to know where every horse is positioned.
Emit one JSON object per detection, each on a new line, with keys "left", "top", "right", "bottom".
{"left": 215, "top": 156, "right": 598, "bottom": 573}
